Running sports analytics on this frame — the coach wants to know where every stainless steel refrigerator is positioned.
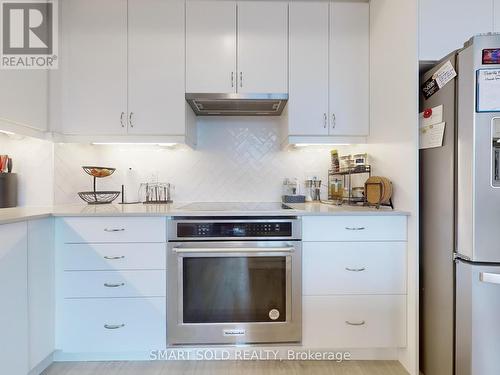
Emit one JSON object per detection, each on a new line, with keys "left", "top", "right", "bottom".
{"left": 420, "top": 34, "right": 500, "bottom": 375}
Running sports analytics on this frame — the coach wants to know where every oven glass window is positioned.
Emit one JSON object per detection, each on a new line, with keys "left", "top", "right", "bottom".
{"left": 182, "top": 257, "right": 286, "bottom": 323}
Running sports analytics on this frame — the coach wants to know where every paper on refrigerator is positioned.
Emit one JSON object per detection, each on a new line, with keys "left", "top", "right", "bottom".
{"left": 419, "top": 105, "right": 445, "bottom": 149}
{"left": 419, "top": 104, "right": 443, "bottom": 127}
{"left": 419, "top": 122, "right": 445, "bottom": 149}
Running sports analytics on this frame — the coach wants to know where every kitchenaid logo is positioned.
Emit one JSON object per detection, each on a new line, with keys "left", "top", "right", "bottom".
{"left": 1, "top": 0, "right": 58, "bottom": 69}
{"left": 223, "top": 328, "right": 246, "bottom": 337}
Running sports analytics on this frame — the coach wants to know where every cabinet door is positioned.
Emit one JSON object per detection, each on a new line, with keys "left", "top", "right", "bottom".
{"left": 0, "top": 70, "right": 48, "bottom": 131}
{"left": 186, "top": 1, "right": 236, "bottom": 93}
{"left": 303, "top": 242, "right": 407, "bottom": 295}
{"left": 128, "top": 0, "right": 185, "bottom": 135}
{"left": 288, "top": 2, "right": 329, "bottom": 135}
{"left": 60, "top": 0, "right": 127, "bottom": 135}
{"left": 0, "top": 222, "right": 28, "bottom": 374}
{"left": 237, "top": 1, "right": 288, "bottom": 94}
{"left": 303, "top": 295, "right": 406, "bottom": 348}
{"left": 329, "top": 2, "right": 369, "bottom": 136}
{"left": 28, "top": 219, "right": 55, "bottom": 370}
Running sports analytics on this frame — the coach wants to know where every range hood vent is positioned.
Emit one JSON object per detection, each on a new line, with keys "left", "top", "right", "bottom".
{"left": 185, "top": 93, "right": 288, "bottom": 116}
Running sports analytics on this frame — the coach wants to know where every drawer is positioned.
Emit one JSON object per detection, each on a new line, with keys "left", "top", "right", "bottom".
{"left": 302, "top": 295, "right": 406, "bottom": 348}
{"left": 303, "top": 242, "right": 406, "bottom": 295}
{"left": 57, "top": 217, "right": 166, "bottom": 243}
{"left": 58, "top": 297, "right": 166, "bottom": 352}
{"left": 62, "top": 270, "right": 166, "bottom": 298}
{"left": 62, "top": 243, "right": 166, "bottom": 271}
{"left": 302, "top": 215, "right": 407, "bottom": 242}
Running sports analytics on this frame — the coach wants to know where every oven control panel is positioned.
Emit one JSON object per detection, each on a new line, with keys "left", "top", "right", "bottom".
{"left": 177, "top": 221, "right": 293, "bottom": 238}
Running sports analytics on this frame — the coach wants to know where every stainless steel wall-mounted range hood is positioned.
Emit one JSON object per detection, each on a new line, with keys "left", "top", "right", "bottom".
{"left": 185, "top": 93, "right": 288, "bottom": 116}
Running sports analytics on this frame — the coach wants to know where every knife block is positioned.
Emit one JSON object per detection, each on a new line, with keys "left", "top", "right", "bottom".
{"left": 0, "top": 173, "right": 18, "bottom": 208}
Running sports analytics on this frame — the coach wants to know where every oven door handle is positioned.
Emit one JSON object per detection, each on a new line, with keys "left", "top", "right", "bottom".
{"left": 173, "top": 247, "right": 295, "bottom": 254}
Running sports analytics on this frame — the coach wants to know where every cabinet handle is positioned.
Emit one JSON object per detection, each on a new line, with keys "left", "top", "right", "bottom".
{"left": 128, "top": 112, "right": 134, "bottom": 128}
{"left": 345, "top": 227, "right": 365, "bottom": 231}
{"left": 332, "top": 113, "right": 336, "bottom": 129}
{"left": 120, "top": 112, "right": 125, "bottom": 128}
{"left": 231, "top": 72, "right": 234, "bottom": 88}
{"left": 345, "top": 267, "right": 366, "bottom": 272}
{"left": 104, "top": 324, "right": 125, "bottom": 330}
{"left": 103, "top": 255, "right": 125, "bottom": 260}
{"left": 345, "top": 320, "right": 366, "bottom": 326}
{"left": 323, "top": 113, "right": 327, "bottom": 128}
{"left": 240, "top": 72, "right": 243, "bottom": 88}
{"left": 104, "top": 228, "right": 125, "bottom": 232}
{"left": 103, "top": 282, "right": 125, "bottom": 288}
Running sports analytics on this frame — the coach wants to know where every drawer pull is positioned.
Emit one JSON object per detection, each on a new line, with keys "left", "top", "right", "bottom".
{"left": 345, "top": 267, "right": 366, "bottom": 272}
{"left": 103, "top": 255, "right": 125, "bottom": 260}
{"left": 104, "top": 323, "right": 125, "bottom": 330}
{"left": 103, "top": 282, "right": 125, "bottom": 288}
{"left": 480, "top": 272, "right": 500, "bottom": 285}
{"left": 345, "top": 227, "right": 366, "bottom": 231}
{"left": 104, "top": 228, "right": 125, "bottom": 232}
{"left": 345, "top": 320, "right": 366, "bottom": 326}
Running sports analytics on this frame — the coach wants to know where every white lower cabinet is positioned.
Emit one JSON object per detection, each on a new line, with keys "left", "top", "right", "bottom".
{"left": 28, "top": 218, "right": 55, "bottom": 371}
{"left": 56, "top": 217, "right": 168, "bottom": 355}
{"left": 302, "top": 295, "right": 406, "bottom": 348}
{"left": 58, "top": 217, "right": 167, "bottom": 243}
{"left": 0, "top": 222, "right": 29, "bottom": 375}
{"left": 303, "top": 242, "right": 407, "bottom": 295}
{"left": 62, "top": 270, "right": 165, "bottom": 298}
{"left": 62, "top": 243, "right": 166, "bottom": 271}
{"left": 302, "top": 215, "right": 407, "bottom": 242}
{"left": 301, "top": 215, "right": 408, "bottom": 351}
{"left": 60, "top": 298, "right": 165, "bottom": 353}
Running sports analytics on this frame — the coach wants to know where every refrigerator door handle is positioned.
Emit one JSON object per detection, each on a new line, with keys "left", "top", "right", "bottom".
{"left": 479, "top": 272, "right": 500, "bottom": 285}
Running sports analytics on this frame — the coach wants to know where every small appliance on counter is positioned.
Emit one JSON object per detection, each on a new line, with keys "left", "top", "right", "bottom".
{"left": 0, "top": 155, "right": 17, "bottom": 208}
{"left": 78, "top": 166, "right": 120, "bottom": 205}
{"left": 282, "top": 178, "right": 305, "bottom": 203}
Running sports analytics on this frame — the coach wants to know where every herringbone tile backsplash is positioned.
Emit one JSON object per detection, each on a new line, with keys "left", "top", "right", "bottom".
{"left": 54, "top": 118, "right": 366, "bottom": 204}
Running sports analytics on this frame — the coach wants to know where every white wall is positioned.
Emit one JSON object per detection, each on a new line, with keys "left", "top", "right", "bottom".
{"left": 53, "top": 118, "right": 369, "bottom": 204}
{"left": 419, "top": 0, "right": 496, "bottom": 61}
{"left": 369, "top": 0, "right": 419, "bottom": 374}
{"left": 0, "top": 134, "right": 54, "bottom": 206}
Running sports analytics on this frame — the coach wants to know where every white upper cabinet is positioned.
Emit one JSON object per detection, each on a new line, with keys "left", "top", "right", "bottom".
{"left": 329, "top": 1, "right": 369, "bottom": 137}
{"left": 186, "top": 0, "right": 288, "bottom": 94}
{"left": 58, "top": 0, "right": 195, "bottom": 143}
{"left": 186, "top": 1, "right": 237, "bottom": 93}
{"left": 237, "top": 1, "right": 288, "bottom": 93}
{"left": 419, "top": 0, "right": 493, "bottom": 61}
{"left": 288, "top": 1, "right": 329, "bottom": 136}
{"left": 60, "top": 0, "right": 128, "bottom": 135}
{"left": 127, "top": 0, "right": 186, "bottom": 135}
{"left": 0, "top": 70, "right": 48, "bottom": 133}
{"left": 287, "top": 1, "right": 369, "bottom": 140}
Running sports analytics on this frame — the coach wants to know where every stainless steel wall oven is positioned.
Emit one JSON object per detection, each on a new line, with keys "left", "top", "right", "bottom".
{"left": 167, "top": 217, "right": 302, "bottom": 345}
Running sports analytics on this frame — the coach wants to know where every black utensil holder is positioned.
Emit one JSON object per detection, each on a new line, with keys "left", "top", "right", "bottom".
{"left": 0, "top": 173, "right": 17, "bottom": 208}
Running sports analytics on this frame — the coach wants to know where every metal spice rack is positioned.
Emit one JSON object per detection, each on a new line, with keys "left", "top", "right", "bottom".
{"left": 328, "top": 165, "right": 372, "bottom": 205}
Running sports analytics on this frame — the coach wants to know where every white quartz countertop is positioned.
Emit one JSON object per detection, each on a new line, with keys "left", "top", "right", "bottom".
{"left": 0, "top": 202, "right": 409, "bottom": 225}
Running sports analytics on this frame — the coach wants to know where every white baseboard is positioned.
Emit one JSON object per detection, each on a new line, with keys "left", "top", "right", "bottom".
{"left": 29, "top": 352, "right": 54, "bottom": 375}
